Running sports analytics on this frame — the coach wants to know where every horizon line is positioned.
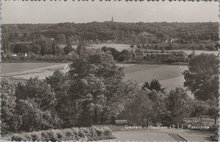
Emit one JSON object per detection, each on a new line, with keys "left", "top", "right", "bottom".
{"left": 2, "top": 21, "right": 218, "bottom": 25}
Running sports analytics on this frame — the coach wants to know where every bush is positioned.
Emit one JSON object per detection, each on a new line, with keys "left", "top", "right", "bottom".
{"left": 30, "top": 133, "right": 41, "bottom": 141}
{"left": 63, "top": 129, "right": 75, "bottom": 139}
{"left": 11, "top": 135, "right": 26, "bottom": 141}
{"left": 11, "top": 127, "right": 114, "bottom": 141}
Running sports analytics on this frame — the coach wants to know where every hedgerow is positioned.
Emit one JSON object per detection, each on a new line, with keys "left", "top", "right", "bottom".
{"left": 11, "top": 126, "right": 115, "bottom": 141}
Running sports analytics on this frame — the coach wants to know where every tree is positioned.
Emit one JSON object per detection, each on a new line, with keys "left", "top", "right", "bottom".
{"left": 76, "top": 42, "right": 87, "bottom": 55}
{"left": 68, "top": 51, "right": 129, "bottom": 125}
{"left": 125, "top": 89, "right": 153, "bottom": 127}
{"left": 142, "top": 79, "right": 165, "bottom": 93}
{"left": 46, "top": 71, "right": 80, "bottom": 127}
{"left": 190, "top": 100, "right": 209, "bottom": 119}
{"left": 1, "top": 80, "right": 21, "bottom": 134}
{"left": 2, "top": 36, "right": 10, "bottom": 54}
{"left": 16, "top": 99, "right": 61, "bottom": 132}
{"left": 38, "top": 35, "right": 53, "bottom": 55}
{"left": 162, "top": 88, "right": 192, "bottom": 126}
{"left": 183, "top": 54, "right": 219, "bottom": 101}
{"left": 15, "top": 77, "right": 56, "bottom": 111}
{"left": 64, "top": 45, "right": 73, "bottom": 55}
{"left": 52, "top": 40, "right": 58, "bottom": 55}
{"left": 206, "top": 98, "right": 219, "bottom": 125}
{"left": 101, "top": 46, "right": 120, "bottom": 60}
{"left": 55, "top": 34, "right": 66, "bottom": 44}
{"left": 13, "top": 44, "right": 28, "bottom": 54}
{"left": 117, "top": 49, "right": 131, "bottom": 62}
{"left": 29, "top": 43, "right": 41, "bottom": 55}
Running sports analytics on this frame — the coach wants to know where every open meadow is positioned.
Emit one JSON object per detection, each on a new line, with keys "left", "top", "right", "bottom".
{"left": 1, "top": 63, "right": 187, "bottom": 91}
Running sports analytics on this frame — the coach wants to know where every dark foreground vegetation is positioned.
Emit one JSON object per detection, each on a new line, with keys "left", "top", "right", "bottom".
{"left": 1, "top": 47, "right": 218, "bottom": 140}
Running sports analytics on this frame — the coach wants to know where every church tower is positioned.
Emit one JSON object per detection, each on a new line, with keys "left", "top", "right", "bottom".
{"left": 111, "top": 16, "right": 114, "bottom": 22}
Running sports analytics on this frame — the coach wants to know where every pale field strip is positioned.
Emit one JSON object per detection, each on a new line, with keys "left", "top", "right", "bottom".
{"left": 0, "top": 63, "right": 68, "bottom": 79}
{"left": 0, "top": 63, "right": 133, "bottom": 80}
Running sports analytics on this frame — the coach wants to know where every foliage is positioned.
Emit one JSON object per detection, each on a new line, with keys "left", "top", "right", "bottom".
{"left": 117, "top": 49, "right": 132, "bottom": 62}
{"left": 2, "top": 22, "right": 218, "bottom": 61}
{"left": 101, "top": 46, "right": 120, "bottom": 60}
{"left": 68, "top": 50, "right": 129, "bottom": 126}
{"left": 46, "top": 70, "right": 80, "bottom": 127}
{"left": 11, "top": 126, "right": 114, "bottom": 141}
{"left": 0, "top": 80, "right": 21, "bottom": 134}
{"left": 162, "top": 88, "right": 192, "bottom": 126}
{"left": 183, "top": 53, "right": 219, "bottom": 101}
{"left": 124, "top": 89, "right": 153, "bottom": 126}
{"left": 2, "top": 22, "right": 218, "bottom": 46}
{"left": 15, "top": 77, "right": 56, "bottom": 110}
{"left": 16, "top": 99, "right": 61, "bottom": 132}
{"left": 190, "top": 100, "right": 209, "bottom": 118}
{"left": 142, "top": 79, "right": 165, "bottom": 93}
{"left": 13, "top": 43, "right": 28, "bottom": 54}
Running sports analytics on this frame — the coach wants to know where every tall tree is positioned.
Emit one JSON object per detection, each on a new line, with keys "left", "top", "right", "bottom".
{"left": 68, "top": 51, "right": 130, "bottom": 125}
{"left": 162, "top": 88, "right": 192, "bottom": 126}
{"left": 183, "top": 53, "right": 219, "bottom": 101}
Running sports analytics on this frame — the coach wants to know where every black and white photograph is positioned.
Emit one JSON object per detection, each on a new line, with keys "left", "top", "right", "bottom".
{"left": 0, "top": 1, "right": 219, "bottom": 141}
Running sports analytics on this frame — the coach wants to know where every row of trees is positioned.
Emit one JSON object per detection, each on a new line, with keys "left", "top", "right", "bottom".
{"left": 5, "top": 35, "right": 75, "bottom": 56}
{"left": 102, "top": 46, "right": 188, "bottom": 64}
{"left": 132, "top": 42, "right": 219, "bottom": 51}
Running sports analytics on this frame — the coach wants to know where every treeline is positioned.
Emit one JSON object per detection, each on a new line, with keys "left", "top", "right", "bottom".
{"left": 3, "top": 44, "right": 189, "bottom": 65}
{"left": 1, "top": 51, "right": 218, "bottom": 135}
{"left": 1, "top": 22, "right": 218, "bottom": 56}
{"left": 102, "top": 46, "right": 189, "bottom": 64}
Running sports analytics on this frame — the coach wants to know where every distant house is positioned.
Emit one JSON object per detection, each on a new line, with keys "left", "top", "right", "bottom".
{"left": 57, "top": 44, "right": 66, "bottom": 49}
{"left": 17, "top": 52, "right": 28, "bottom": 57}
{"left": 11, "top": 54, "right": 17, "bottom": 57}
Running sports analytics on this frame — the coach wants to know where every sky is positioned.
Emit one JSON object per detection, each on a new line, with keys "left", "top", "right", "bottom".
{"left": 2, "top": 1, "right": 219, "bottom": 24}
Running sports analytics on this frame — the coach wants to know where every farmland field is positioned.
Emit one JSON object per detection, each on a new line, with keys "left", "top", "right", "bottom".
{"left": 0, "top": 63, "right": 188, "bottom": 92}
{"left": 0, "top": 63, "right": 62, "bottom": 74}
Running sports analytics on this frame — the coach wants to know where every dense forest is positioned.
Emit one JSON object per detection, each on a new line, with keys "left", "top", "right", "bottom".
{"left": 1, "top": 22, "right": 218, "bottom": 56}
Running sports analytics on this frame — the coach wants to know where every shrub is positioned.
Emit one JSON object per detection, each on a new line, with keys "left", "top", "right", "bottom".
{"left": 94, "top": 127, "right": 104, "bottom": 136}
{"left": 30, "top": 133, "right": 41, "bottom": 141}
{"left": 64, "top": 129, "right": 75, "bottom": 140}
{"left": 56, "top": 130, "right": 64, "bottom": 140}
{"left": 11, "top": 135, "right": 26, "bottom": 141}
{"left": 89, "top": 127, "right": 98, "bottom": 137}
{"left": 103, "top": 127, "right": 113, "bottom": 137}
{"left": 41, "top": 132, "right": 50, "bottom": 141}
{"left": 24, "top": 134, "right": 32, "bottom": 141}
{"left": 78, "top": 129, "right": 86, "bottom": 138}
{"left": 71, "top": 128, "right": 79, "bottom": 139}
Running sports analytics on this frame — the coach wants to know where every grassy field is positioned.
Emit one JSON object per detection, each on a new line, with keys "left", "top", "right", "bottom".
{"left": 124, "top": 64, "right": 187, "bottom": 91}
{"left": 0, "top": 63, "right": 61, "bottom": 74}
{"left": 0, "top": 63, "right": 187, "bottom": 91}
